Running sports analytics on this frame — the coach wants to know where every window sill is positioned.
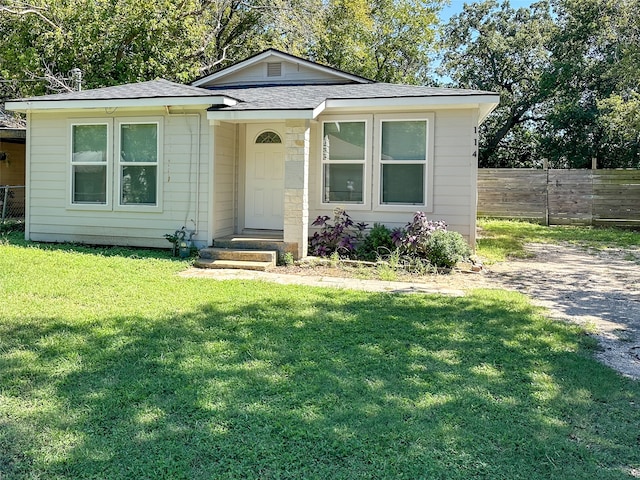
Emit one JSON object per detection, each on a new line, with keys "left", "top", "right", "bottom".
{"left": 114, "top": 204, "right": 163, "bottom": 213}
{"left": 318, "top": 202, "right": 371, "bottom": 211}
{"left": 374, "top": 203, "right": 433, "bottom": 214}
{"left": 67, "top": 203, "right": 111, "bottom": 212}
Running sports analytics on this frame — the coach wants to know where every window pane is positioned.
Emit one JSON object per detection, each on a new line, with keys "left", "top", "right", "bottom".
{"left": 72, "top": 125, "right": 107, "bottom": 163}
{"left": 121, "top": 124, "right": 157, "bottom": 163}
{"left": 323, "top": 164, "right": 363, "bottom": 203}
{"left": 255, "top": 131, "right": 282, "bottom": 144}
{"left": 381, "top": 121, "right": 426, "bottom": 161}
{"left": 323, "top": 121, "right": 365, "bottom": 161}
{"left": 382, "top": 164, "right": 424, "bottom": 204}
{"left": 73, "top": 165, "right": 107, "bottom": 203}
{"left": 121, "top": 166, "right": 157, "bottom": 205}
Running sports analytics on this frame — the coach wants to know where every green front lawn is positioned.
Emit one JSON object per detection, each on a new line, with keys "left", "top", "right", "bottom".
{"left": 477, "top": 218, "right": 640, "bottom": 262}
{"left": 1, "top": 233, "right": 638, "bottom": 479}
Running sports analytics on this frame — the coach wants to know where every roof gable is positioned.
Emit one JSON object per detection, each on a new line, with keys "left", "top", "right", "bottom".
{"left": 192, "top": 49, "right": 372, "bottom": 88}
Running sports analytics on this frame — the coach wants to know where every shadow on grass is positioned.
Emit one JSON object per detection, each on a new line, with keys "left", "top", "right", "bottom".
{"left": 1, "top": 290, "right": 639, "bottom": 479}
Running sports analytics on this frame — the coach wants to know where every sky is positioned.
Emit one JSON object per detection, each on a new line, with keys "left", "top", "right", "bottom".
{"left": 439, "top": 0, "right": 539, "bottom": 23}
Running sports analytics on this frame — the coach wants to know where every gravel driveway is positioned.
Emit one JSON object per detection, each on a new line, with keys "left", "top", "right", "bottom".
{"left": 481, "top": 243, "right": 640, "bottom": 380}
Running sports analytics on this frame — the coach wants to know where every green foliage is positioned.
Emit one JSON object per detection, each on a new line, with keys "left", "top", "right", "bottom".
{"left": 597, "top": 92, "right": 640, "bottom": 163}
{"left": 1, "top": 0, "right": 206, "bottom": 94}
{"left": 308, "top": 208, "right": 367, "bottom": 258}
{"left": 1, "top": 236, "right": 639, "bottom": 478}
{"left": 423, "top": 229, "right": 471, "bottom": 268}
{"left": 356, "top": 223, "right": 395, "bottom": 261}
{"left": 280, "top": 251, "right": 295, "bottom": 266}
{"left": 0, "top": 0, "right": 446, "bottom": 102}
{"left": 391, "top": 211, "right": 448, "bottom": 258}
{"left": 315, "top": 0, "right": 441, "bottom": 84}
{"left": 440, "top": 0, "right": 555, "bottom": 168}
{"left": 0, "top": 220, "right": 25, "bottom": 234}
{"left": 441, "top": 0, "right": 640, "bottom": 169}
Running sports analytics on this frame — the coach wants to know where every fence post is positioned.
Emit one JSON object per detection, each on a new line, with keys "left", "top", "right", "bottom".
{"left": 590, "top": 158, "right": 597, "bottom": 225}
{"left": 543, "top": 159, "right": 549, "bottom": 226}
{"left": 1, "top": 186, "right": 7, "bottom": 222}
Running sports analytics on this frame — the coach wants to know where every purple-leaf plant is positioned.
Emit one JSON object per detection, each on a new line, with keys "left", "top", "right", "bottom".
{"left": 309, "top": 208, "right": 368, "bottom": 258}
{"left": 393, "top": 211, "right": 447, "bottom": 258}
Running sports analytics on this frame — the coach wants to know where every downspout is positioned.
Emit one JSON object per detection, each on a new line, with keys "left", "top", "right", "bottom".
{"left": 165, "top": 107, "right": 201, "bottom": 236}
{"left": 25, "top": 110, "right": 31, "bottom": 241}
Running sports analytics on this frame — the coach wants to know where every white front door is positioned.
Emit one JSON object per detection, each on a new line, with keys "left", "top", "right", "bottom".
{"left": 245, "top": 124, "right": 285, "bottom": 230}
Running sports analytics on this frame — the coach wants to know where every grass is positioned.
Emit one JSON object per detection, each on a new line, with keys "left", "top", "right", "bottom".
{"left": 477, "top": 218, "right": 640, "bottom": 262}
{"left": 1, "top": 231, "right": 639, "bottom": 479}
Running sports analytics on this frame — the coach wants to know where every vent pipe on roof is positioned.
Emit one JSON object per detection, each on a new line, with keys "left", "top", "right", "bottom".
{"left": 70, "top": 68, "right": 82, "bottom": 91}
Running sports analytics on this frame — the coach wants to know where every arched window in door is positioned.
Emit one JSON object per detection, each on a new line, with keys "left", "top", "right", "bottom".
{"left": 255, "top": 131, "right": 282, "bottom": 144}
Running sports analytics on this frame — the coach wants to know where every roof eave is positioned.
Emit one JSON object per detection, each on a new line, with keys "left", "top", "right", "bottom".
{"left": 324, "top": 94, "right": 500, "bottom": 111}
{"left": 5, "top": 95, "right": 236, "bottom": 112}
{"left": 478, "top": 100, "right": 500, "bottom": 124}
{"left": 207, "top": 108, "right": 320, "bottom": 122}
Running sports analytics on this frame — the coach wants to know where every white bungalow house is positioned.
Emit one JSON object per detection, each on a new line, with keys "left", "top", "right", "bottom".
{"left": 6, "top": 49, "right": 499, "bottom": 260}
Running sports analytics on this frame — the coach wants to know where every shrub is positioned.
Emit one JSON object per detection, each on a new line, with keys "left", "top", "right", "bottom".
{"left": 392, "top": 211, "right": 447, "bottom": 258}
{"left": 0, "top": 220, "right": 25, "bottom": 234}
{"left": 424, "top": 230, "right": 471, "bottom": 268}
{"left": 308, "top": 208, "right": 368, "bottom": 258}
{"left": 357, "top": 223, "right": 396, "bottom": 261}
{"left": 280, "top": 252, "right": 294, "bottom": 266}
{"left": 391, "top": 212, "right": 470, "bottom": 269}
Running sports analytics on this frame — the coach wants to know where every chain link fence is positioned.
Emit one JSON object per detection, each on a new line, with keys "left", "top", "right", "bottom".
{"left": 0, "top": 185, "right": 25, "bottom": 222}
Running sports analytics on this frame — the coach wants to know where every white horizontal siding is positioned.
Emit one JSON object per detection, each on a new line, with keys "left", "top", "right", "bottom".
{"left": 27, "top": 109, "right": 211, "bottom": 248}
{"left": 308, "top": 109, "right": 478, "bottom": 244}
{"left": 209, "top": 60, "right": 345, "bottom": 87}
{"left": 30, "top": 145, "right": 66, "bottom": 156}
{"left": 213, "top": 121, "right": 236, "bottom": 237}
{"left": 431, "top": 109, "right": 476, "bottom": 242}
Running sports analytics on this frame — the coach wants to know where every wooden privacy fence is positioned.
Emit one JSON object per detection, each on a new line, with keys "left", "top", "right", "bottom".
{"left": 477, "top": 168, "right": 640, "bottom": 226}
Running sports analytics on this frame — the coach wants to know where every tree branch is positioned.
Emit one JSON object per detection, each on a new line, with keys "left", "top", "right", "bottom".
{"left": 0, "top": 3, "right": 60, "bottom": 30}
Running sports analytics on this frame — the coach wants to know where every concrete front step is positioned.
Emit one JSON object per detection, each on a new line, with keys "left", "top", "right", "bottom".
{"left": 194, "top": 258, "right": 274, "bottom": 272}
{"left": 214, "top": 235, "right": 287, "bottom": 254}
{"left": 199, "top": 247, "right": 277, "bottom": 263}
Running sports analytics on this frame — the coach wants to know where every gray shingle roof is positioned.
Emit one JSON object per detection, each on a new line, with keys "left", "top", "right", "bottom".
{"left": 9, "top": 78, "right": 496, "bottom": 111}
{"left": 15, "top": 79, "right": 223, "bottom": 102}
{"left": 206, "top": 83, "right": 497, "bottom": 111}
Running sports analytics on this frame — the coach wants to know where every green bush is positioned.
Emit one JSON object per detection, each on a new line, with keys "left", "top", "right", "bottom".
{"left": 424, "top": 230, "right": 471, "bottom": 268}
{"left": 0, "top": 220, "right": 25, "bottom": 234}
{"left": 357, "top": 223, "right": 396, "bottom": 261}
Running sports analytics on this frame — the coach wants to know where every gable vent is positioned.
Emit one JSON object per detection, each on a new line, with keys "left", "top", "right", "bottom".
{"left": 267, "top": 62, "right": 282, "bottom": 77}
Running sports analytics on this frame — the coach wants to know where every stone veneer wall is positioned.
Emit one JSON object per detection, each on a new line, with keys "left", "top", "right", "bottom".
{"left": 283, "top": 120, "right": 310, "bottom": 258}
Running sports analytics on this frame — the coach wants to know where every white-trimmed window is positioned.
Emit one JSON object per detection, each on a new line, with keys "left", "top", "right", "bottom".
{"left": 68, "top": 117, "right": 162, "bottom": 211}
{"left": 118, "top": 122, "right": 159, "bottom": 206}
{"left": 321, "top": 118, "right": 368, "bottom": 205}
{"left": 71, "top": 123, "right": 109, "bottom": 205}
{"left": 379, "top": 119, "right": 427, "bottom": 206}
{"left": 318, "top": 113, "right": 434, "bottom": 211}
